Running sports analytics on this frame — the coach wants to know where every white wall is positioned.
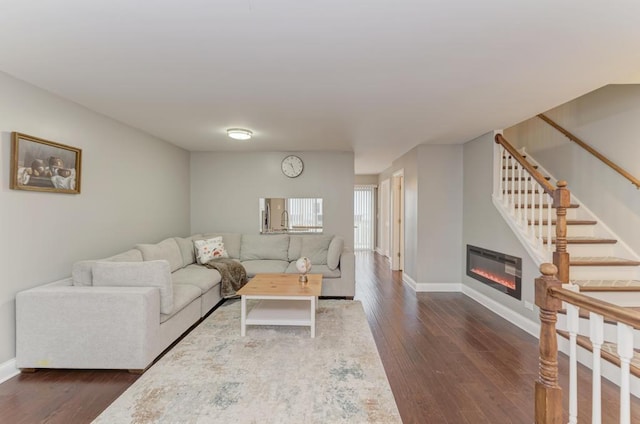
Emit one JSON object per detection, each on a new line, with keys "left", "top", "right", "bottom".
{"left": 377, "top": 144, "right": 463, "bottom": 285}
{"left": 462, "top": 132, "right": 538, "bottom": 322}
{"left": 190, "top": 151, "right": 354, "bottom": 249}
{"left": 0, "top": 72, "right": 191, "bottom": 363}
{"left": 354, "top": 174, "right": 378, "bottom": 185}
{"left": 505, "top": 84, "right": 640, "bottom": 254}
{"left": 417, "top": 145, "right": 463, "bottom": 284}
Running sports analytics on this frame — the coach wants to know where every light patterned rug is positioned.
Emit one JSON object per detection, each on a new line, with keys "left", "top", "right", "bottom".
{"left": 93, "top": 299, "right": 402, "bottom": 424}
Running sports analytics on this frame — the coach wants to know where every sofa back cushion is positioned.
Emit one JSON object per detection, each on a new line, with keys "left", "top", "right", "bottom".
{"left": 240, "top": 234, "right": 289, "bottom": 261}
{"left": 202, "top": 233, "right": 242, "bottom": 259}
{"left": 72, "top": 248, "right": 143, "bottom": 286}
{"left": 136, "top": 238, "right": 183, "bottom": 272}
{"left": 327, "top": 236, "right": 344, "bottom": 270}
{"left": 174, "top": 235, "right": 200, "bottom": 267}
{"left": 298, "top": 235, "right": 333, "bottom": 265}
{"left": 92, "top": 260, "right": 173, "bottom": 314}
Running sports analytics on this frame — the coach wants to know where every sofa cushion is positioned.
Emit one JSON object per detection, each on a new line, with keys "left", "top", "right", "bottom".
{"left": 92, "top": 260, "right": 173, "bottom": 314}
{"left": 240, "top": 235, "right": 289, "bottom": 261}
{"left": 202, "top": 233, "right": 242, "bottom": 259}
{"left": 241, "top": 260, "right": 289, "bottom": 277}
{"left": 285, "top": 262, "right": 341, "bottom": 278}
{"left": 174, "top": 236, "right": 198, "bottom": 267}
{"left": 299, "top": 235, "right": 333, "bottom": 265}
{"left": 194, "top": 237, "right": 229, "bottom": 264}
{"left": 160, "top": 283, "right": 201, "bottom": 323}
{"left": 327, "top": 237, "right": 344, "bottom": 270}
{"left": 72, "top": 248, "right": 143, "bottom": 286}
{"left": 172, "top": 264, "right": 221, "bottom": 293}
{"left": 136, "top": 238, "right": 183, "bottom": 272}
{"left": 287, "top": 236, "right": 303, "bottom": 261}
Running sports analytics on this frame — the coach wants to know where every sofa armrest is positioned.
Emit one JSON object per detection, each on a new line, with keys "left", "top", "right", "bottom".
{"left": 16, "top": 284, "right": 161, "bottom": 371}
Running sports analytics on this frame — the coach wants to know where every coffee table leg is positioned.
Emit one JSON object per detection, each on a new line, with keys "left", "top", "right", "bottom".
{"left": 241, "top": 295, "right": 246, "bottom": 337}
{"left": 310, "top": 296, "right": 316, "bottom": 338}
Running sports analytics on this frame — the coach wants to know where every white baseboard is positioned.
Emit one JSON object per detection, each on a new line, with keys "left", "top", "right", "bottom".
{"left": 0, "top": 358, "right": 18, "bottom": 384}
{"left": 402, "top": 274, "right": 461, "bottom": 292}
{"left": 461, "top": 284, "right": 540, "bottom": 338}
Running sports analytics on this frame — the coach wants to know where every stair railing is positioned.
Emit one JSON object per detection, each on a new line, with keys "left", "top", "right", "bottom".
{"left": 494, "top": 133, "right": 571, "bottom": 282}
{"left": 535, "top": 263, "right": 640, "bottom": 424}
{"left": 538, "top": 113, "right": 640, "bottom": 189}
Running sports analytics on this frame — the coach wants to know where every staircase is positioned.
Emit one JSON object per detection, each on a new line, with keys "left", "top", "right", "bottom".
{"left": 493, "top": 134, "right": 640, "bottom": 301}
{"left": 494, "top": 132, "right": 640, "bottom": 422}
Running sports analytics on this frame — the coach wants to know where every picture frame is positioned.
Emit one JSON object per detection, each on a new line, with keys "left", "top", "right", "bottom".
{"left": 10, "top": 132, "right": 82, "bottom": 194}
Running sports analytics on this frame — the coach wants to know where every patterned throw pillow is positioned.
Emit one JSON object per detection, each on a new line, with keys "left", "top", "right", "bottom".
{"left": 194, "top": 237, "right": 228, "bottom": 264}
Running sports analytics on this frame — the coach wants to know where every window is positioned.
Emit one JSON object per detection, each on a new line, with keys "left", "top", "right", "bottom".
{"left": 354, "top": 185, "right": 375, "bottom": 250}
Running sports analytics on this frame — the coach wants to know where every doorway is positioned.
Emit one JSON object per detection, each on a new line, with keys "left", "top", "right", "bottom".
{"left": 378, "top": 179, "right": 390, "bottom": 257}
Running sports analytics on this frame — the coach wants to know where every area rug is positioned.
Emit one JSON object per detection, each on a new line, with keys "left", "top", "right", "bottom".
{"left": 93, "top": 299, "right": 402, "bottom": 424}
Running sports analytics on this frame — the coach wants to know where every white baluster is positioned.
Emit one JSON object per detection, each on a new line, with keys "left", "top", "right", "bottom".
{"left": 509, "top": 156, "right": 514, "bottom": 209}
{"left": 538, "top": 189, "right": 543, "bottom": 249}
{"left": 547, "top": 195, "right": 553, "bottom": 252}
{"left": 617, "top": 323, "right": 634, "bottom": 424}
{"left": 590, "top": 312, "right": 604, "bottom": 424}
{"left": 515, "top": 162, "right": 521, "bottom": 223}
{"left": 498, "top": 146, "right": 504, "bottom": 201}
{"left": 567, "top": 302, "right": 580, "bottom": 424}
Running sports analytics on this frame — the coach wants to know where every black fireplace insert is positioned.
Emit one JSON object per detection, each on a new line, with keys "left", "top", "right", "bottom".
{"left": 466, "top": 245, "right": 522, "bottom": 300}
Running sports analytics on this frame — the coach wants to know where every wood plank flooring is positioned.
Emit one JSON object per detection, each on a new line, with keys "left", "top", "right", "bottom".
{"left": 0, "top": 251, "right": 638, "bottom": 423}
{"left": 355, "top": 251, "right": 640, "bottom": 423}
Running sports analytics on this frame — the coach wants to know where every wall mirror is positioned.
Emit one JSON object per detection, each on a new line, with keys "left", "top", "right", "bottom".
{"left": 260, "top": 198, "right": 323, "bottom": 234}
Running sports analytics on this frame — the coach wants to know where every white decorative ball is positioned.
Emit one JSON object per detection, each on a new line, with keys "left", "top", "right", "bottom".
{"left": 296, "top": 257, "right": 312, "bottom": 274}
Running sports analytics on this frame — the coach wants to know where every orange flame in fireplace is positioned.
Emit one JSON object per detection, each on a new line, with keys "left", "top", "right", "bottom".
{"left": 470, "top": 268, "right": 516, "bottom": 290}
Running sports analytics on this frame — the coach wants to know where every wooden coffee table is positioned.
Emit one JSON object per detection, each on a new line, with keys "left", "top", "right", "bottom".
{"left": 236, "top": 273, "right": 322, "bottom": 338}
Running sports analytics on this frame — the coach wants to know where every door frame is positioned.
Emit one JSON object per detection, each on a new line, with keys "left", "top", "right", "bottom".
{"left": 391, "top": 170, "right": 404, "bottom": 271}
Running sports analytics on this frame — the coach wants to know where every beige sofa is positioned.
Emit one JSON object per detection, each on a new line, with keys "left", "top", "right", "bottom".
{"left": 15, "top": 233, "right": 354, "bottom": 372}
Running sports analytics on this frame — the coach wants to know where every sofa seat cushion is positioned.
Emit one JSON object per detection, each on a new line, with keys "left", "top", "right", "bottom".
{"left": 241, "top": 260, "right": 289, "bottom": 277}
{"left": 285, "top": 262, "right": 341, "bottom": 278}
{"left": 136, "top": 238, "right": 183, "bottom": 272}
{"left": 240, "top": 235, "right": 289, "bottom": 261}
{"left": 160, "top": 283, "right": 201, "bottom": 323}
{"left": 171, "top": 264, "right": 221, "bottom": 294}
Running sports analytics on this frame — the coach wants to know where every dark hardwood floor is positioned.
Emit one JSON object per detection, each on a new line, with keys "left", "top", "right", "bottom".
{"left": 0, "top": 251, "right": 637, "bottom": 423}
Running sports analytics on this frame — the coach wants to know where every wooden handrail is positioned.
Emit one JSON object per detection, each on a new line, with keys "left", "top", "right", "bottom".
{"left": 549, "top": 285, "right": 640, "bottom": 329}
{"left": 495, "top": 133, "right": 555, "bottom": 194}
{"left": 537, "top": 114, "right": 640, "bottom": 189}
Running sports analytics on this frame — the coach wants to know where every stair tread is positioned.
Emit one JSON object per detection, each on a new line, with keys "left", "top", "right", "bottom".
{"left": 543, "top": 236, "right": 617, "bottom": 244}
{"left": 557, "top": 330, "right": 640, "bottom": 377}
{"left": 528, "top": 219, "right": 597, "bottom": 225}
{"left": 571, "top": 280, "right": 640, "bottom": 291}
{"left": 570, "top": 256, "right": 640, "bottom": 266}
{"left": 514, "top": 203, "right": 579, "bottom": 209}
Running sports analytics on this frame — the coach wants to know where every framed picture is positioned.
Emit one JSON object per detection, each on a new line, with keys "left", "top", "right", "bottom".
{"left": 10, "top": 132, "right": 82, "bottom": 194}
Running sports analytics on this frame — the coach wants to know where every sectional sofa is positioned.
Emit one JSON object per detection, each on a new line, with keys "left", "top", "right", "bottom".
{"left": 16, "top": 233, "right": 354, "bottom": 372}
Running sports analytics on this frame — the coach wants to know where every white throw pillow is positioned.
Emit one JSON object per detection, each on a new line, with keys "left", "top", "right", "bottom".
{"left": 194, "top": 237, "right": 228, "bottom": 264}
{"left": 92, "top": 260, "right": 173, "bottom": 314}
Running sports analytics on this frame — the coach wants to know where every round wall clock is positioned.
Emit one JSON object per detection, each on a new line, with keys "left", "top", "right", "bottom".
{"left": 281, "top": 155, "right": 304, "bottom": 178}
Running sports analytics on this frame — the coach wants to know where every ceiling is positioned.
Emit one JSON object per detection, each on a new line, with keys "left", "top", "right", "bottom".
{"left": 1, "top": 1, "right": 639, "bottom": 174}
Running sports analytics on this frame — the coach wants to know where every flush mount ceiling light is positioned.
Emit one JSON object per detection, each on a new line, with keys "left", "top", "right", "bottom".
{"left": 227, "top": 128, "right": 253, "bottom": 141}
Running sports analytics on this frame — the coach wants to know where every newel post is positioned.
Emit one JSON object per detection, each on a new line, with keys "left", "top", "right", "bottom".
{"left": 553, "top": 180, "right": 571, "bottom": 283}
{"left": 535, "top": 263, "right": 563, "bottom": 424}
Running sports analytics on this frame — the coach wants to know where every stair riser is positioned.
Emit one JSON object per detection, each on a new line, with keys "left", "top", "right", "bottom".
{"left": 557, "top": 313, "right": 640, "bottom": 349}
{"left": 570, "top": 266, "right": 639, "bottom": 281}
{"left": 577, "top": 290, "right": 640, "bottom": 307}
{"left": 566, "top": 244, "right": 615, "bottom": 257}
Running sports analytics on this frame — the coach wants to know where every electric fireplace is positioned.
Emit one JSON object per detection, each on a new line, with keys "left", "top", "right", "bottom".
{"left": 466, "top": 245, "right": 522, "bottom": 300}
